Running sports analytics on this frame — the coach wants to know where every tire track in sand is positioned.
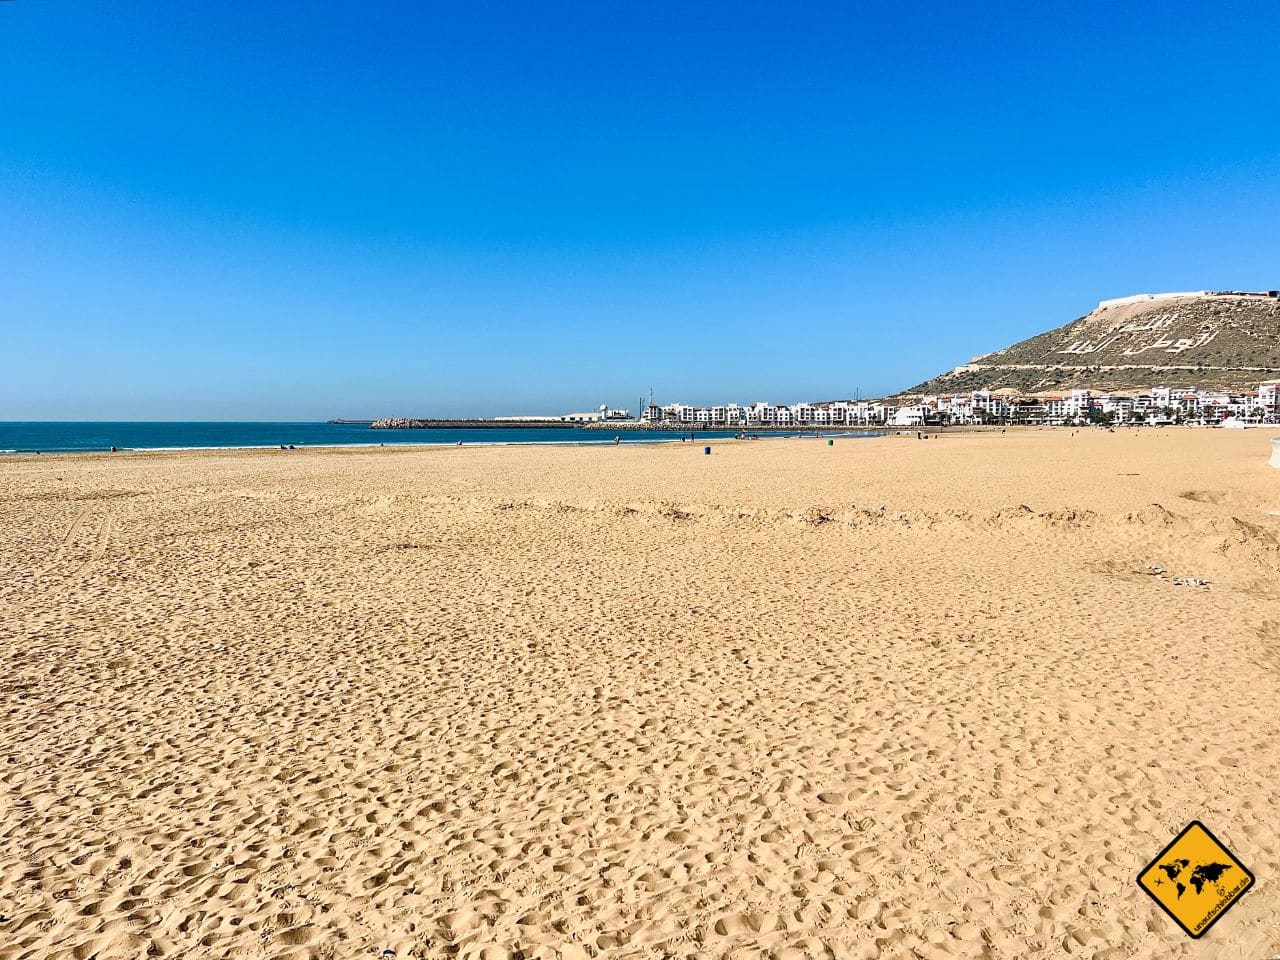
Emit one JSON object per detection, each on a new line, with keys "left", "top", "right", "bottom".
{"left": 33, "top": 505, "right": 117, "bottom": 585}
{"left": 66, "top": 509, "right": 116, "bottom": 582}
{"left": 34, "top": 506, "right": 92, "bottom": 578}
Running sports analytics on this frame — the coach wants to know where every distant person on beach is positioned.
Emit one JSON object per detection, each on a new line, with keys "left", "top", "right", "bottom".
{"left": 457, "top": 440, "right": 463, "bottom": 446}
{"left": 613, "top": 436, "right": 621, "bottom": 445}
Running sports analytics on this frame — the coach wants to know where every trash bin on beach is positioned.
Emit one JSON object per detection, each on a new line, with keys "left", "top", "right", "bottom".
{"left": 828, "top": 439, "right": 834, "bottom": 446}
{"left": 704, "top": 446, "right": 711, "bottom": 455}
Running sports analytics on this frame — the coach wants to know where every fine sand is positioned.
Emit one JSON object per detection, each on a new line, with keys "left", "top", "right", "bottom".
{"left": 2, "top": 430, "right": 1279, "bottom": 959}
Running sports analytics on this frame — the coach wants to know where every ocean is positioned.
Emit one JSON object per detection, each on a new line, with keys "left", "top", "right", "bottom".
{"left": 0, "top": 422, "right": 789, "bottom": 454}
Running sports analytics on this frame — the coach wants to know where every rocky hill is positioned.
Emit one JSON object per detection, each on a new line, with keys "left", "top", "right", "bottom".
{"left": 905, "top": 293, "right": 1280, "bottom": 395}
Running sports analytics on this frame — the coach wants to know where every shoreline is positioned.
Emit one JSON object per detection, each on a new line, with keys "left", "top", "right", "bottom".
{"left": 0, "top": 427, "right": 894, "bottom": 458}
{"left": 0, "top": 433, "right": 851, "bottom": 459}
{"left": 5, "top": 423, "right": 1275, "bottom": 459}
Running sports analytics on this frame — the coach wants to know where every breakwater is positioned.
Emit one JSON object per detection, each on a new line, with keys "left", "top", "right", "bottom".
{"left": 370, "top": 419, "right": 571, "bottom": 430}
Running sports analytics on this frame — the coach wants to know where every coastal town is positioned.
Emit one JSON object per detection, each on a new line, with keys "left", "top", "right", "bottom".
{"left": 638, "top": 381, "right": 1280, "bottom": 428}
{"left": 374, "top": 291, "right": 1280, "bottom": 432}
{"left": 450, "top": 379, "right": 1280, "bottom": 430}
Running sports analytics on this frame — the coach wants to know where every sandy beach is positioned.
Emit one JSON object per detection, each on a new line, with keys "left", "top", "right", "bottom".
{"left": 3, "top": 430, "right": 1279, "bottom": 959}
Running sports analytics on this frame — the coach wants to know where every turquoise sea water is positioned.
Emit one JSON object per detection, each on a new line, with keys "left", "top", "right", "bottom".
{"left": 0, "top": 422, "right": 837, "bottom": 454}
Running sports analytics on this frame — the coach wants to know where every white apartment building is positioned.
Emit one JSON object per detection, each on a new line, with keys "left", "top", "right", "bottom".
{"left": 1038, "top": 390, "right": 1095, "bottom": 424}
{"left": 890, "top": 405, "right": 930, "bottom": 426}
{"left": 1260, "top": 382, "right": 1280, "bottom": 412}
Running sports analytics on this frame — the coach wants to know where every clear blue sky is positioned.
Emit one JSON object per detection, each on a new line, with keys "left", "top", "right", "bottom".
{"left": 3, "top": 1, "right": 1278, "bottom": 419}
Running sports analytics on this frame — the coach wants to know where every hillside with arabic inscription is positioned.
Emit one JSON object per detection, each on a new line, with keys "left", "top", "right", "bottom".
{"left": 905, "top": 292, "right": 1280, "bottom": 395}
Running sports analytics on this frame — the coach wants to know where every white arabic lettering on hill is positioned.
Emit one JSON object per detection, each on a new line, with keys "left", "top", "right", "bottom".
{"left": 1057, "top": 311, "right": 1220, "bottom": 356}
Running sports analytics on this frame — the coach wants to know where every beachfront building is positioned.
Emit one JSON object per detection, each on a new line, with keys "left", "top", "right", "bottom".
{"left": 921, "top": 390, "right": 1013, "bottom": 425}
{"left": 1095, "top": 394, "right": 1134, "bottom": 422}
{"left": 642, "top": 399, "right": 876, "bottom": 427}
{"left": 1039, "top": 390, "right": 1095, "bottom": 425}
{"left": 655, "top": 403, "right": 696, "bottom": 424}
{"left": 890, "top": 405, "right": 930, "bottom": 427}
{"left": 971, "top": 390, "right": 1012, "bottom": 422}
{"left": 636, "top": 381, "right": 1280, "bottom": 428}
{"left": 1261, "top": 382, "right": 1280, "bottom": 415}
{"left": 1089, "top": 385, "right": 1280, "bottom": 425}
